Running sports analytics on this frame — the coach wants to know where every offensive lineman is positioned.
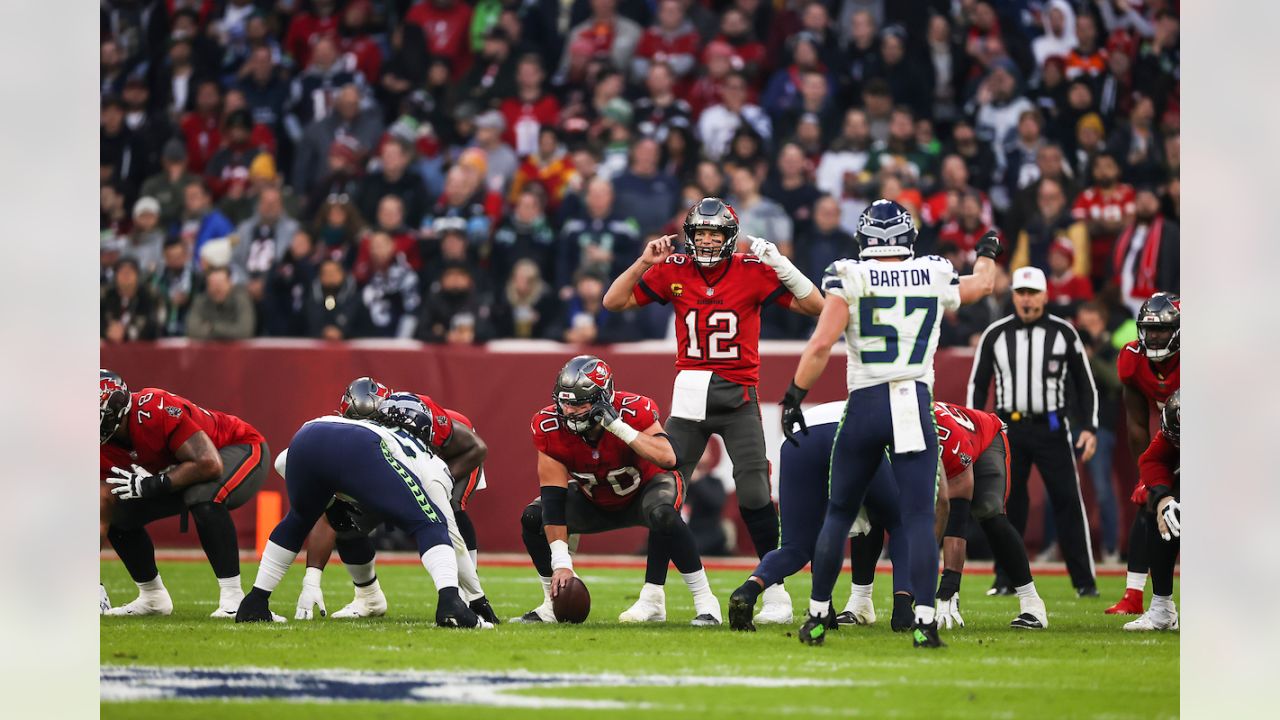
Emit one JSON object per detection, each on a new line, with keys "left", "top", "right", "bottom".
{"left": 292, "top": 377, "right": 496, "bottom": 623}
{"left": 602, "top": 197, "right": 823, "bottom": 625}
{"left": 236, "top": 394, "right": 491, "bottom": 628}
{"left": 1107, "top": 293, "right": 1181, "bottom": 615}
{"left": 100, "top": 370, "right": 270, "bottom": 617}
{"left": 516, "top": 356, "right": 721, "bottom": 625}
{"left": 781, "top": 200, "right": 1001, "bottom": 647}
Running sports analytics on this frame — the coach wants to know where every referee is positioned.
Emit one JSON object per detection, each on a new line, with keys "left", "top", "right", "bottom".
{"left": 968, "top": 267, "right": 1100, "bottom": 596}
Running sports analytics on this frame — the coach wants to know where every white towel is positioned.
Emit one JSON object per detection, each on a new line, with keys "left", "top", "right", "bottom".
{"left": 889, "top": 380, "right": 927, "bottom": 454}
{"left": 670, "top": 370, "right": 714, "bottom": 421}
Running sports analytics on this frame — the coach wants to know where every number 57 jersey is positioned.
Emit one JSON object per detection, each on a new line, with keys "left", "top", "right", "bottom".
{"left": 822, "top": 256, "right": 962, "bottom": 392}
{"left": 531, "top": 392, "right": 668, "bottom": 510}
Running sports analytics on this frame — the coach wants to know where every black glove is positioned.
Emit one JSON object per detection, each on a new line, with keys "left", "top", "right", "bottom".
{"left": 780, "top": 382, "right": 809, "bottom": 447}
{"left": 975, "top": 230, "right": 1003, "bottom": 260}
{"left": 235, "top": 587, "right": 275, "bottom": 623}
{"left": 590, "top": 396, "right": 621, "bottom": 427}
{"left": 325, "top": 497, "right": 364, "bottom": 534}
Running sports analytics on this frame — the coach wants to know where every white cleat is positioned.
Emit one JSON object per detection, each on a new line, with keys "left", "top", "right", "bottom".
{"left": 619, "top": 584, "right": 667, "bottom": 623}
{"left": 210, "top": 588, "right": 246, "bottom": 618}
{"left": 754, "top": 584, "right": 793, "bottom": 625}
{"left": 1124, "top": 605, "right": 1179, "bottom": 631}
{"left": 100, "top": 584, "right": 111, "bottom": 615}
{"left": 105, "top": 592, "right": 174, "bottom": 617}
{"left": 511, "top": 600, "right": 557, "bottom": 623}
{"left": 330, "top": 590, "right": 389, "bottom": 619}
{"left": 836, "top": 595, "right": 877, "bottom": 626}
{"left": 1011, "top": 599, "right": 1049, "bottom": 629}
{"left": 691, "top": 595, "right": 723, "bottom": 627}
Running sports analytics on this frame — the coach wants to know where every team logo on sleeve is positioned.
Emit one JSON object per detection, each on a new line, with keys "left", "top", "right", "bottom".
{"left": 166, "top": 405, "right": 182, "bottom": 418}
{"left": 670, "top": 283, "right": 683, "bottom": 297}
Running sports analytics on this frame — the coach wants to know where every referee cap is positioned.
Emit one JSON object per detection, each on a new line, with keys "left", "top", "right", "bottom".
{"left": 1011, "top": 266, "right": 1047, "bottom": 292}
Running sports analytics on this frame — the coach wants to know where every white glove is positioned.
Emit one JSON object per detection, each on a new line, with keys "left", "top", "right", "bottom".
{"left": 849, "top": 507, "right": 872, "bottom": 537}
{"left": 295, "top": 567, "right": 327, "bottom": 619}
{"left": 107, "top": 464, "right": 154, "bottom": 500}
{"left": 746, "top": 235, "right": 814, "bottom": 299}
{"left": 1157, "top": 497, "right": 1181, "bottom": 540}
{"left": 937, "top": 594, "right": 965, "bottom": 630}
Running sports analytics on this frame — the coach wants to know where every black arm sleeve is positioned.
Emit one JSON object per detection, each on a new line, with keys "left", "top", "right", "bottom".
{"left": 540, "top": 485, "right": 568, "bottom": 526}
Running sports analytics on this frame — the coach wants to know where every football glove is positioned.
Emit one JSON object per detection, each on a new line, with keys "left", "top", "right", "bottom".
{"left": 325, "top": 497, "right": 364, "bottom": 534}
{"left": 975, "top": 230, "right": 1003, "bottom": 260}
{"left": 1157, "top": 497, "right": 1181, "bottom": 540}
{"left": 107, "top": 464, "right": 171, "bottom": 500}
{"left": 780, "top": 382, "right": 809, "bottom": 446}
{"left": 748, "top": 235, "right": 815, "bottom": 299}
{"left": 748, "top": 235, "right": 781, "bottom": 264}
{"left": 295, "top": 567, "right": 327, "bottom": 620}
{"left": 593, "top": 397, "right": 639, "bottom": 443}
{"left": 937, "top": 594, "right": 965, "bottom": 630}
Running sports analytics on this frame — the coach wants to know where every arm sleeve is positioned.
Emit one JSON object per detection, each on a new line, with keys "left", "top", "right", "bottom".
{"left": 967, "top": 323, "right": 999, "bottom": 410}
{"left": 935, "top": 257, "right": 962, "bottom": 311}
{"left": 1063, "top": 324, "right": 1100, "bottom": 432}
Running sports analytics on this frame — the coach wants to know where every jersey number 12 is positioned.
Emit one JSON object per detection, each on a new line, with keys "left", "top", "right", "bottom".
{"left": 684, "top": 310, "right": 740, "bottom": 360}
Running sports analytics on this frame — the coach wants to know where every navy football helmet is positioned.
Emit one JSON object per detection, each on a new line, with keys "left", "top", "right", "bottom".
{"left": 374, "top": 392, "right": 436, "bottom": 446}
{"left": 855, "top": 199, "right": 917, "bottom": 259}
{"left": 1137, "top": 292, "right": 1180, "bottom": 361}
{"left": 682, "top": 197, "right": 739, "bottom": 266}
{"left": 1160, "top": 389, "right": 1180, "bottom": 448}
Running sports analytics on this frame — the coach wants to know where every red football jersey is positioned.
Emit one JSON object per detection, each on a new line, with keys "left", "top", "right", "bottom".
{"left": 1117, "top": 342, "right": 1180, "bottom": 409}
{"left": 100, "top": 388, "right": 264, "bottom": 478}
{"left": 933, "top": 401, "right": 1006, "bottom": 479}
{"left": 531, "top": 391, "right": 666, "bottom": 511}
{"left": 634, "top": 253, "right": 793, "bottom": 386}
{"left": 1133, "top": 431, "right": 1179, "bottom": 505}
{"left": 1071, "top": 184, "right": 1135, "bottom": 283}
{"left": 411, "top": 393, "right": 458, "bottom": 450}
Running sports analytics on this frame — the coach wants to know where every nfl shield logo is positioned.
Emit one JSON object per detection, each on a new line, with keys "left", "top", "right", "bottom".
{"left": 1048, "top": 359, "right": 1061, "bottom": 374}
{"left": 706, "top": 288, "right": 715, "bottom": 296}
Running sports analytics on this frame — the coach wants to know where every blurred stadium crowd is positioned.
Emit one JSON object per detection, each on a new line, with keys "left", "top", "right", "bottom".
{"left": 100, "top": 0, "right": 1179, "bottom": 346}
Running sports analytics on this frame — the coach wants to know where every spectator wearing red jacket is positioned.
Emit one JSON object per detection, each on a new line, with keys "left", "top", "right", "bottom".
{"left": 714, "top": 7, "right": 767, "bottom": 86}
{"left": 631, "top": 0, "right": 699, "bottom": 84}
{"left": 338, "top": 0, "right": 383, "bottom": 85}
{"left": 406, "top": 0, "right": 475, "bottom": 81}
{"left": 1045, "top": 237, "right": 1093, "bottom": 314}
{"left": 283, "top": 0, "right": 340, "bottom": 68}
{"left": 936, "top": 189, "right": 997, "bottom": 270}
{"left": 179, "top": 80, "right": 224, "bottom": 175}
{"left": 500, "top": 55, "right": 561, "bottom": 157}
{"left": 1071, "top": 152, "right": 1135, "bottom": 287}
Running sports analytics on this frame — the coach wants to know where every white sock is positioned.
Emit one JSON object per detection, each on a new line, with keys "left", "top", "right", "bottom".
{"left": 809, "top": 599, "right": 830, "bottom": 618}
{"left": 1126, "top": 571, "right": 1147, "bottom": 591}
{"left": 1150, "top": 594, "right": 1174, "bottom": 612}
{"left": 1014, "top": 581, "right": 1040, "bottom": 601}
{"left": 355, "top": 578, "right": 382, "bottom": 599}
{"left": 137, "top": 576, "right": 166, "bottom": 594}
{"left": 850, "top": 582, "right": 873, "bottom": 600}
{"left": 421, "top": 544, "right": 458, "bottom": 591}
{"left": 347, "top": 560, "right": 377, "bottom": 586}
{"left": 915, "top": 605, "right": 936, "bottom": 625}
{"left": 468, "top": 549, "right": 478, "bottom": 568}
{"left": 217, "top": 575, "right": 242, "bottom": 593}
{"left": 539, "top": 576, "right": 552, "bottom": 602}
{"left": 252, "top": 541, "right": 297, "bottom": 593}
{"left": 680, "top": 570, "right": 711, "bottom": 601}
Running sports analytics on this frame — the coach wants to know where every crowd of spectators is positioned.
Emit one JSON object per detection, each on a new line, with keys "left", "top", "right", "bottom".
{"left": 100, "top": 0, "right": 1180, "bottom": 347}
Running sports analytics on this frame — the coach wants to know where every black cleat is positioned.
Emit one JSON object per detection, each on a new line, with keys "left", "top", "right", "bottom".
{"left": 469, "top": 597, "right": 501, "bottom": 625}
{"left": 891, "top": 593, "right": 915, "bottom": 632}
{"left": 912, "top": 620, "right": 945, "bottom": 648}
{"left": 1076, "top": 585, "right": 1100, "bottom": 598}
{"left": 728, "top": 592, "right": 758, "bottom": 632}
{"left": 436, "top": 591, "right": 483, "bottom": 628}
{"left": 1010, "top": 612, "right": 1046, "bottom": 629}
{"left": 511, "top": 610, "right": 550, "bottom": 623}
{"left": 234, "top": 588, "right": 274, "bottom": 623}
{"left": 798, "top": 613, "right": 830, "bottom": 646}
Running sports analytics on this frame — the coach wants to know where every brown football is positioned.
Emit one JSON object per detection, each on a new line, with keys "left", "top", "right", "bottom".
{"left": 552, "top": 577, "right": 591, "bottom": 624}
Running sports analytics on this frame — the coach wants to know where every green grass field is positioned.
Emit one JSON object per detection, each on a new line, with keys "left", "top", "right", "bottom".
{"left": 100, "top": 559, "right": 1178, "bottom": 719}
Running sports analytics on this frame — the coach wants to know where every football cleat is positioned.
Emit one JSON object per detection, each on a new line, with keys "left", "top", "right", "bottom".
{"left": 691, "top": 593, "right": 723, "bottom": 627}
{"left": 1010, "top": 612, "right": 1047, "bottom": 630}
{"left": 890, "top": 593, "right": 915, "bottom": 632}
{"left": 835, "top": 594, "right": 876, "bottom": 626}
{"left": 511, "top": 600, "right": 557, "bottom": 623}
{"left": 1077, "top": 585, "right": 1100, "bottom": 598}
{"left": 436, "top": 594, "right": 492, "bottom": 629}
{"left": 1123, "top": 605, "right": 1178, "bottom": 632}
{"left": 754, "top": 584, "right": 793, "bottom": 625}
{"left": 210, "top": 586, "right": 246, "bottom": 618}
{"left": 1106, "top": 588, "right": 1146, "bottom": 615}
{"left": 331, "top": 587, "right": 389, "bottom": 619}
{"left": 618, "top": 584, "right": 666, "bottom": 623}
{"left": 100, "top": 584, "right": 111, "bottom": 615}
{"left": 469, "top": 597, "right": 501, "bottom": 625}
{"left": 912, "top": 620, "right": 945, "bottom": 648}
{"left": 106, "top": 591, "right": 174, "bottom": 617}
{"left": 987, "top": 581, "right": 1015, "bottom": 596}
{"left": 690, "top": 613, "right": 721, "bottom": 627}
{"left": 728, "top": 588, "right": 758, "bottom": 632}
{"left": 798, "top": 613, "right": 830, "bottom": 646}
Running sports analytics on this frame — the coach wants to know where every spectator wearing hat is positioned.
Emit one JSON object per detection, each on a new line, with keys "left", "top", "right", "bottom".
{"left": 470, "top": 111, "right": 519, "bottom": 195}
{"left": 632, "top": 62, "right": 693, "bottom": 144}
{"left": 356, "top": 138, "right": 430, "bottom": 229}
{"left": 102, "top": 257, "right": 159, "bottom": 343}
{"left": 231, "top": 186, "right": 300, "bottom": 302}
{"left": 1045, "top": 237, "right": 1093, "bottom": 315}
{"left": 697, "top": 71, "right": 771, "bottom": 161}
{"left": 595, "top": 98, "right": 635, "bottom": 181}
{"left": 178, "top": 180, "right": 235, "bottom": 266}
{"left": 457, "top": 27, "right": 517, "bottom": 110}
{"left": 1071, "top": 152, "right": 1134, "bottom": 288}
{"left": 140, "top": 140, "right": 199, "bottom": 231}
{"left": 305, "top": 136, "right": 364, "bottom": 216}
{"left": 417, "top": 262, "right": 493, "bottom": 344}
{"left": 406, "top": 0, "right": 476, "bottom": 82}
{"left": 126, "top": 197, "right": 166, "bottom": 277}
{"left": 631, "top": 0, "right": 699, "bottom": 83}
{"left": 683, "top": 39, "right": 736, "bottom": 117}
{"left": 508, "top": 126, "right": 576, "bottom": 214}
{"left": 613, "top": 138, "right": 679, "bottom": 238}
{"left": 101, "top": 95, "right": 147, "bottom": 202}
{"left": 1012, "top": 176, "right": 1089, "bottom": 279}
{"left": 356, "top": 230, "right": 421, "bottom": 339}
{"left": 557, "top": 177, "right": 639, "bottom": 292}
{"left": 305, "top": 258, "right": 363, "bottom": 340}
{"left": 1113, "top": 186, "right": 1179, "bottom": 318}
{"left": 556, "top": 0, "right": 642, "bottom": 87}
{"left": 291, "top": 84, "right": 384, "bottom": 195}
{"left": 499, "top": 54, "right": 561, "bottom": 157}
{"left": 187, "top": 266, "right": 257, "bottom": 340}
{"left": 151, "top": 239, "right": 201, "bottom": 338}
{"left": 1071, "top": 112, "right": 1108, "bottom": 179}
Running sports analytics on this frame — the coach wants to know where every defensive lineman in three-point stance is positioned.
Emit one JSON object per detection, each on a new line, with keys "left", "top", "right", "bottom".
{"left": 603, "top": 197, "right": 823, "bottom": 625}
{"left": 781, "top": 199, "right": 1001, "bottom": 647}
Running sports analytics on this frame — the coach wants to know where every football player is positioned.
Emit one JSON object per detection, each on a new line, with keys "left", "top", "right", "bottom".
{"left": 782, "top": 199, "right": 1000, "bottom": 647}
{"left": 1123, "top": 390, "right": 1180, "bottom": 631}
{"left": 1107, "top": 293, "right": 1180, "bottom": 615}
{"left": 844, "top": 401, "right": 1049, "bottom": 631}
{"left": 291, "top": 377, "right": 497, "bottom": 623}
{"left": 236, "top": 394, "right": 492, "bottom": 628}
{"left": 602, "top": 197, "right": 823, "bottom": 625}
{"left": 100, "top": 370, "right": 270, "bottom": 617}
{"left": 515, "top": 356, "right": 721, "bottom": 625}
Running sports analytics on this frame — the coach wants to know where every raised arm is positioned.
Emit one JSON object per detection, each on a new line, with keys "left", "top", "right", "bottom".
{"left": 957, "top": 231, "right": 1003, "bottom": 304}
{"left": 603, "top": 235, "right": 675, "bottom": 312}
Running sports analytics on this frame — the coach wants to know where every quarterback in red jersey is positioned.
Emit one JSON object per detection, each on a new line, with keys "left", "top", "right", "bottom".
{"left": 1124, "top": 391, "right": 1180, "bottom": 631}
{"left": 515, "top": 356, "right": 721, "bottom": 625}
{"left": 603, "top": 197, "right": 823, "bottom": 625}
{"left": 293, "top": 377, "right": 495, "bottom": 624}
{"left": 1107, "top": 292, "right": 1180, "bottom": 615}
{"left": 99, "top": 370, "right": 270, "bottom": 618}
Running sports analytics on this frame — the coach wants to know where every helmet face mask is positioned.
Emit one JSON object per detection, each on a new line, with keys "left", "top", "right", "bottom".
{"left": 340, "top": 377, "right": 392, "bottom": 419}
{"left": 855, "top": 199, "right": 917, "bottom": 259}
{"left": 682, "top": 198, "right": 739, "bottom": 266}
{"left": 1160, "top": 390, "right": 1180, "bottom": 447}
{"left": 553, "top": 355, "right": 615, "bottom": 435}
{"left": 1137, "top": 293, "right": 1180, "bottom": 361}
{"left": 100, "top": 369, "right": 131, "bottom": 445}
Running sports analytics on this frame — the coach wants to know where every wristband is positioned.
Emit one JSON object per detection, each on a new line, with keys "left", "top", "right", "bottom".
{"left": 773, "top": 258, "right": 816, "bottom": 300}
{"left": 303, "top": 566, "right": 324, "bottom": 588}
{"left": 605, "top": 416, "right": 640, "bottom": 444}
{"left": 142, "top": 472, "right": 172, "bottom": 497}
{"left": 549, "top": 539, "right": 573, "bottom": 571}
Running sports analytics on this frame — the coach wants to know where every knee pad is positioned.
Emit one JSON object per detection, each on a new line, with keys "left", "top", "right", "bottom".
{"left": 647, "top": 504, "right": 682, "bottom": 534}
{"left": 520, "top": 503, "right": 543, "bottom": 534}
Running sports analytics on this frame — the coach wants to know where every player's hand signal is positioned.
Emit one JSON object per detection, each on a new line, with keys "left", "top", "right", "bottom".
{"left": 641, "top": 235, "right": 676, "bottom": 265}
{"left": 975, "top": 230, "right": 1003, "bottom": 260}
{"left": 748, "top": 235, "right": 781, "bottom": 265}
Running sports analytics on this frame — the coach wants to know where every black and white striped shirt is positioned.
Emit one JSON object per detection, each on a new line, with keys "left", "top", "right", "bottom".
{"left": 967, "top": 313, "right": 1099, "bottom": 432}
